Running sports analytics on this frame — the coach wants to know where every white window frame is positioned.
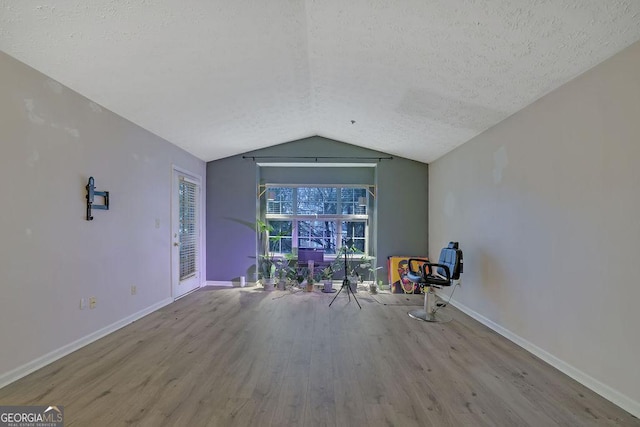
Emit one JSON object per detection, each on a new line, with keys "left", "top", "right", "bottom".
{"left": 264, "top": 184, "right": 370, "bottom": 259}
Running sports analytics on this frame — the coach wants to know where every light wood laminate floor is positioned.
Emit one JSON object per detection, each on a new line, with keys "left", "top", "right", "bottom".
{"left": 0, "top": 286, "right": 637, "bottom": 426}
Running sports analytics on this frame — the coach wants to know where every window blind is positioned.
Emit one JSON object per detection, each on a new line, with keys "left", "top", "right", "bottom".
{"left": 179, "top": 177, "right": 198, "bottom": 280}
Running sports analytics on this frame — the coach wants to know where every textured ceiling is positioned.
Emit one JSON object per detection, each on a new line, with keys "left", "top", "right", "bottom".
{"left": 2, "top": 1, "right": 640, "bottom": 163}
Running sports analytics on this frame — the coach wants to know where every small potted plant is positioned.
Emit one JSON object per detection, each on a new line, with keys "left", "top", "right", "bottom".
{"left": 320, "top": 266, "right": 334, "bottom": 292}
{"left": 296, "top": 266, "right": 308, "bottom": 290}
{"left": 305, "top": 270, "right": 315, "bottom": 292}
{"left": 274, "top": 253, "right": 296, "bottom": 290}
{"left": 357, "top": 255, "right": 382, "bottom": 293}
{"left": 259, "top": 255, "right": 276, "bottom": 291}
{"left": 257, "top": 219, "right": 276, "bottom": 291}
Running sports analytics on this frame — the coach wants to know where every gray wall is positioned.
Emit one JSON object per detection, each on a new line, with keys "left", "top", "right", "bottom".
{"left": 0, "top": 51, "right": 206, "bottom": 384}
{"left": 429, "top": 41, "right": 640, "bottom": 416}
{"left": 206, "top": 136, "right": 428, "bottom": 283}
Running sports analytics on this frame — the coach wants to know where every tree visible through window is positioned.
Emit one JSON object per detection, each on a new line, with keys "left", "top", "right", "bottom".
{"left": 268, "top": 220, "right": 292, "bottom": 253}
{"left": 298, "top": 220, "right": 337, "bottom": 252}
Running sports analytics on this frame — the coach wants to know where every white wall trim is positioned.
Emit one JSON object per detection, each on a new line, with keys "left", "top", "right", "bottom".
{"left": 439, "top": 293, "right": 640, "bottom": 418}
{"left": 206, "top": 281, "right": 234, "bottom": 287}
{"left": 173, "top": 285, "right": 202, "bottom": 301}
{"left": 0, "top": 297, "right": 173, "bottom": 390}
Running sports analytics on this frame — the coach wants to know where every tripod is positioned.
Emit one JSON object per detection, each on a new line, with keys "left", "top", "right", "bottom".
{"left": 329, "top": 241, "right": 362, "bottom": 309}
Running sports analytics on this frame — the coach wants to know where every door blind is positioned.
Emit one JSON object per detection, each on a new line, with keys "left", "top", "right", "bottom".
{"left": 179, "top": 177, "right": 198, "bottom": 280}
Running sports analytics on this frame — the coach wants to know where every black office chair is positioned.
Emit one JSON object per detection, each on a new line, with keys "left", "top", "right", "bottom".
{"left": 406, "top": 242, "right": 463, "bottom": 322}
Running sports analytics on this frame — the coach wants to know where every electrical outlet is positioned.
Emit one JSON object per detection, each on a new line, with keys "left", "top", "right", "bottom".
{"left": 131, "top": 285, "right": 137, "bottom": 295}
{"left": 79, "top": 298, "right": 86, "bottom": 310}
{"left": 89, "top": 297, "right": 97, "bottom": 309}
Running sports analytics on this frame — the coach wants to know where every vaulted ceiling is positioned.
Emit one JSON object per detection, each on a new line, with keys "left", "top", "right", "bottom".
{"left": 2, "top": 1, "right": 640, "bottom": 163}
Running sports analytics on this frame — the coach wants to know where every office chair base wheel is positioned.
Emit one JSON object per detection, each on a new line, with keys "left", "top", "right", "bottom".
{"left": 408, "top": 309, "right": 451, "bottom": 323}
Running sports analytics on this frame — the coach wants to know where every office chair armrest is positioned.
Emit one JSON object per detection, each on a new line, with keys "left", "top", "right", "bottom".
{"left": 423, "top": 262, "right": 451, "bottom": 281}
{"left": 407, "top": 258, "right": 429, "bottom": 276}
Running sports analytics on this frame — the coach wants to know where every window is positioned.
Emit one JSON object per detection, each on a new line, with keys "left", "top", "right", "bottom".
{"left": 268, "top": 220, "right": 292, "bottom": 253}
{"left": 264, "top": 185, "right": 370, "bottom": 257}
{"left": 341, "top": 188, "right": 367, "bottom": 215}
{"left": 298, "top": 220, "right": 337, "bottom": 252}
{"left": 178, "top": 178, "right": 198, "bottom": 280}
{"left": 266, "top": 188, "right": 293, "bottom": 214}
{"left": 342, "top": 221, "right": 366, "bottom": 252}
{"left": 297, "top": 187, "right": 337, "bottom": 215}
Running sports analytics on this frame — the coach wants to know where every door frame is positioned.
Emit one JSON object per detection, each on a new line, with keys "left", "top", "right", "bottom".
{"left": 171, "top": 165, "right": 204, "bottom": 300}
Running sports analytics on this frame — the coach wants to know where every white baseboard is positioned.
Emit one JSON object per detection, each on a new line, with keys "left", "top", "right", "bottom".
{"left": 205, "top": 280, "right": 258, "bottom": 287}
{"left": 439, "top": 293, "right": 640, "bottom": 418}
{"left": 0, "top": 297, "right": 173, "bottom": 390}
{"left": 206, "top": 280, "right": 234, "bottom": 287}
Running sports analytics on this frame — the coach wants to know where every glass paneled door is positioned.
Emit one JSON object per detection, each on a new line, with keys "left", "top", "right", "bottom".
{"left": 172, "top": 168, "right": 201, "bottom": 299}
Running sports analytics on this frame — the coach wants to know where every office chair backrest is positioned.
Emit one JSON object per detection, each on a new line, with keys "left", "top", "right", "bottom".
{"left": 437, "top": 241, "right": 463, "bottom": 280}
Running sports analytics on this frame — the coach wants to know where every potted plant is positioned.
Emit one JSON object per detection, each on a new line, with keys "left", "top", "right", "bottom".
{"left": 257, "top": 219, "right": 276, "bottom": 290}
{"left": 357, "top": 254, "right": 382, "bottom": 293}
{"left": 305, "top": 268, "right": 315, "bottom": 292}
{"left": 294, "top": 265, "right": 320, "bottom": 292}
{"left": 260, "top": 256, "right": 276, "bottom": 290}
{"left": 320, "top": 265, "right": 334, "bottom": 292}
{"left": 274, "top": 253, "right": 296, "bottom": 290}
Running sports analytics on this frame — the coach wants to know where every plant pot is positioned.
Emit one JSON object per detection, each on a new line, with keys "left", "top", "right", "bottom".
{"left": 323, "top": 280, "right": 333, "bottom": 293}
{"left": 306, "top": 283, "right": 314, "bottom": 292}
{"left": 277, "top": 279, "right": 286, "bottom": 291}
{"left": 262, "top": 278, "right": 275, "bottom": 291}
{"left": 348, "top": 276, "right": 358, "bottom": 293}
